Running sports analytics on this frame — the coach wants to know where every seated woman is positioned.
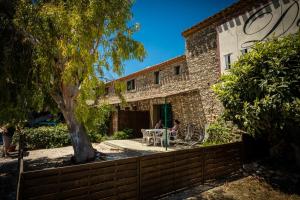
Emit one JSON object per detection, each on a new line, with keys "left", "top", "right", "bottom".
{"left": 170, "top": 120, "right": 180, "bottom": 140}
{"left": 154, "top": 119, "right": 163, "bottom": 129}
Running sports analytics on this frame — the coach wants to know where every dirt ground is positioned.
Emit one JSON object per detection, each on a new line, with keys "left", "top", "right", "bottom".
{"left": 163, "top": 175, "right": 300, "bottom": 200}
{"left": 163, "top": 159, "right": 300, "bottom": 200}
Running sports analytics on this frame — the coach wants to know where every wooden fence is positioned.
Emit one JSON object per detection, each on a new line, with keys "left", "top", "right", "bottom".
{"left": 18, "top": 142, "right": 242, "bottom": 200}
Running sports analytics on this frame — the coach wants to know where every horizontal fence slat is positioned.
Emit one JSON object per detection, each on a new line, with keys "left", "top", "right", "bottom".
{"left": 89, "top": 188, "right": 116, "bottom": 199}
{"left": 20, "top": 142, "right": 243, "bottom": 200}
{"left": 27, "top": 193, "right": 58, "bottom": 200}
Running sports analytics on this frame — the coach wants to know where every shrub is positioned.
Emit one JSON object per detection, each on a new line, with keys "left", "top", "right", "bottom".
{"left": 112, "top": 130, "right": 132, "bottom": 140}
{"left": 122, "top": 128, "right": 133, "bottom": 138}
{"left": 213, "top": 33, "right": 300, "bottom": 164}
{"left": 13, "top": 124, "right": 70, "bottom": 150}
{"left": 205, "top": 118, "right": 241, "bottom": 145}
{"left": 213, "top": 33, "right": 300, "bottom": 137}
{"left": 88, "top": 131, "right": 103, "bottom": 143}
{"left": 13, "top": 123, "right": 105, "bottom": 150}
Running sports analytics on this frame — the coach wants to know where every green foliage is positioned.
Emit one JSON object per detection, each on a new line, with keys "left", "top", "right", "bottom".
{"left": 213, "top": 33, "right": 300, "bottom": 140}
{"left": 122, "top": 128, "right": 133, "bottom": 137}
{"left": 87, "top": 131, "right": 103, "bottom": 143}
{"left": 75, "top": 102, "right": 112, "bottom": 134}
{"left": 13, "top": 124, "right": 70, "bottom": 149}
{"left": 0, "top": 0, "right": 56, "bottom": 125}
{"left": 205, "top": 118, "right": 240, "bottom": 145}
{"left": 12, "top": 124, "right": 106, "bottom": 150}
{"left": 13, "top": 0, "right": 146, "bottom": 102}
{"left": 112, "top": 129, "right": 133, "bottom": 140}
{"left": 2, "top": 0, "right": 146, "bottom": 132}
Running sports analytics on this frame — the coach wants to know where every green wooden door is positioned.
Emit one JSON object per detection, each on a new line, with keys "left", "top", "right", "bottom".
{"left": 160, "top": 104, "right": 172, "bottom": 128}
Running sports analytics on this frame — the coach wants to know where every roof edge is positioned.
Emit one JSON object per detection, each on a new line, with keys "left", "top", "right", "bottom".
{"left": 182, "top": 0, "right": 270, "bottom": 38}
{"left": 115, "top": 55, "right": 186, "bottom": 82}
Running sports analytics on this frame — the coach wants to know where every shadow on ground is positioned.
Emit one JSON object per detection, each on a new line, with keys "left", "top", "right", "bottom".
{"left": 0, "top": 158, "right": 18, "bottom": 200}
{"left": 162, "top": 158, "right": 300, "bottom": 200}
{"left": 242, "top": 158, "right": 300, "bottom": 195}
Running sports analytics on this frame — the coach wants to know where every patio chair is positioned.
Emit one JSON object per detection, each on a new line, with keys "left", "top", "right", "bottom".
{"left": 173, "top": 124, "right": 205, "bottom": 146}
{"left": 170, "top": 130, "right": 177, "bottom": 141}
{"left": 189, "top": 130, "right": 205, "bottom": 147}
{"left": 173, "top": 124, "right": 194, "bottom": 144}
{"left": 202, "top": 123, "right": 210, "bottom": 143}
{"left": 154, "top": 130, "right": 171, "bottom": 147}
{"left": 153, "top": 130, "right": 163, "bottom": 146}
{"left": 141, "top": 129, "right": 154, "bottom": 145}
{"left": 185, "top": 124, "right": 194, "bottom": 141}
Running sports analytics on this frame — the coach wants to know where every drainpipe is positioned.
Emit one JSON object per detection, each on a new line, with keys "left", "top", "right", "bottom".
{"left": 165, "top": 97, "right": 168, "bottom": 151}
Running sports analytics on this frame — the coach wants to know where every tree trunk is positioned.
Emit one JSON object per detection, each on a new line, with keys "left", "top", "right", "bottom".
{"left": 62, "top": 108, "right": 95, "bottom": 163}
{"left": 52, "top": 83, "right": 95, "bottom": 163}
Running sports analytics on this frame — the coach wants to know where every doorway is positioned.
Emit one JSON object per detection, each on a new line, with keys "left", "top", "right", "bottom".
{"left": 153, "top": 104, "right": 173, "bottom": 128}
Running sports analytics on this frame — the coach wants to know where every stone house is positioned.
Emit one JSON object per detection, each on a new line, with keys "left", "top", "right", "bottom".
{"left": 104, "top": 0, "right": 300, "bottom": 137}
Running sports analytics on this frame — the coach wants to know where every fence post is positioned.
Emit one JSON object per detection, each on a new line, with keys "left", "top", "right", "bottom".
{"left": 201, "top": 148, "right": 205, "bottom": 184}
{"left": 17, "top": 132, "right": 24, "bottom": 200}
{"left": 137, "top": 157, "right": 141, "bottom": 200}
{"left": 16, "top": 170, "right": 23, "bottom": 200}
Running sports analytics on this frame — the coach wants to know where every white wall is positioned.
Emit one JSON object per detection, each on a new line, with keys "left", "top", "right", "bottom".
{"left": 218, "top": 0, "right": 300, "bottom": 73}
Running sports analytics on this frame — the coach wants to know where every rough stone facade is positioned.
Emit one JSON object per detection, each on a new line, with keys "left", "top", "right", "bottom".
{"left": 105, "top": 26, "right": 224, "bottom": 135}
{"left": 184, "top": 26, "right": 223, "bottom": 124}
{"left": 115, "top": 90, "right": 206, "bottom": 137}
{"left": 105, "top": 56, "right": 192, "bottom": 104}
{"left": 106, "top": 0, "right": 275, "bottom": 135}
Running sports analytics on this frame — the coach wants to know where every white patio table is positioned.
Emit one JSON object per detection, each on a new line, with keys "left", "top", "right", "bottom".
{"left": 144, "top": 129, "right": 171, "bottom": 147}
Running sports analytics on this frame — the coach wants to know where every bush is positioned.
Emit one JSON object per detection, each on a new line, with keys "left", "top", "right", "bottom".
{"left": 213, "top": 32, "right": 300, "bottom": 164}
{"left": 112, "top": 130, "right": 132, "bottom": 140}
{"left": 205, "top": 118, "right": 241, "bottom": 145}
{"left": 88, "top": 131, "right": 103, "bottom": 143}
{"left": 13, "top": 124, "right": 70, "bottom": 150}
{"left": 13, "top": 123, "right": 105, "bottom": 150}
{"left": 122, "top": 128, "right": 133, "bottom": 138}
{"left": 213, "top": 33, "right": 300, "bottom": 137}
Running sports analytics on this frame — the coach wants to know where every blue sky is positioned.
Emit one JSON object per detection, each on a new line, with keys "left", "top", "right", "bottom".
{"left": 119, "top": 0, "right": 237, "bottom": 77}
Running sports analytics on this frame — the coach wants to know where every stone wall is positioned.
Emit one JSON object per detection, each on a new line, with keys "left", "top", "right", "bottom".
{"left": 106, "top": 25, "right": 224, "bottom": 134}
{"left": 185, "top": 26, "right": 223, "bottom": 123}
{"left": 116, "top": 90, "right": 205, "bottom": 138}
{"left": 106, "top": 0, "right": 293, "bottom": 136}
{"left": 105, "top": 58, "right": 193, "bottom": 104}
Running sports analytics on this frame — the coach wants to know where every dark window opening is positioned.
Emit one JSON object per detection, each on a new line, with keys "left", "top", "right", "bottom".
{"left": 127, "top": 79, "right": 135, "bottom": 91}
{"left": 154, "top": 71, "right": 160, "bottom": 84}
{"left": 174, "top": 66, "right": 181, "bottom": 75}
{"left": 241, "top": 48, "right": 248, "bottom": 55}
{"left": 225, "top": 54, "right": 232, "bottom": 70}
{"left": 104, "top": 87, "right": 109, "bottom": 95}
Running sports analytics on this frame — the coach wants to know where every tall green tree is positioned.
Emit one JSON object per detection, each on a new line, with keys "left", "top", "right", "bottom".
{"left": 213, "top": 33, "right": 300, "bottom": 164}
{"left": 9, "top": 0, "right": 145, "bottom": 162}
{"left": 0, "top": 0, "right": 49, "bottom": 124}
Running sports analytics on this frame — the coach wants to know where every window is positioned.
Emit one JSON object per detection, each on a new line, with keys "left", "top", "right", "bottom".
{"left": 127, "top": 79, "right": 135, "bottom": 91}
{"left": 104, "top": 87, "right": 109, "bottom": 95}
{"left": 174, "top": 65, "right": 181, "bottom": 75}
{"left": 154, "top": 71, "right": 160, "bottom": 84}
{"left": 241, "top": 48, "right": 248, "bottom": 55}
{"left": 224, "top": 54, "right": 232, "bottom": 70}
